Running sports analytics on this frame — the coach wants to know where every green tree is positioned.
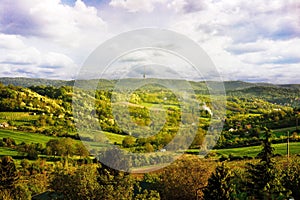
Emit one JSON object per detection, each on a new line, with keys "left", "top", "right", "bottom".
{"left": 46, "top": 139, "right": 63, "bottom": 156}
{"left": 122, "top": 136, "right": 136, "bottom": 148}
{"left": 282, "top": 157, "right": 300, "bottom": 199}
{"left": 159, "top": 157, "right": 214, "bottom": 200}
{"left": 144, "top": 143, "right": 154, "bottom": 152}
{"left": 0, "top": 156, "right": 19, "bottom": 190}
{"left": 46, "top": 138, "right": 76, "bottom": 157}
{"left": 61, "top": 138, "right": 75, "bottom": 157}
{"left": 75, "top": 143, "right": 90, "bottom": 158}
{"left": 97, "top": 163, "right": 135, "bottom": 200}
{"left": 50, "top": 165, "right": 99, "bottom": 200}
{"left": 245, "top": 128, "right": 288, "bottom": 199}
{"left": 134, "top": 189, "right": 160, "bottom": 200}
{"left": 203, "top": 163, "right": 235, "bottom": 200}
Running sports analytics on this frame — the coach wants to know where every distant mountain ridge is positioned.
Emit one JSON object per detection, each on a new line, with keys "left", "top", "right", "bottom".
{"left": 0, "top": 77, "right": 299, "bottom": 92}
{"left": 0, "top": 77, "right": 74, "bottom": 87}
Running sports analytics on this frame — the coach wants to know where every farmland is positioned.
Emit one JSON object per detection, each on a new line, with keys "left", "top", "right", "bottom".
{"left": 0, "top": 129, "right": 55, "bottom": 145}
{"left": 1, "top": 78, "right": 300, "bottom": 199}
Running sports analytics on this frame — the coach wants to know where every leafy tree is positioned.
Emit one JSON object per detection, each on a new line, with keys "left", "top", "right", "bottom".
{"left": 50, "top": 164, "right": 100, "bottom": 200}
{"left": 46, "top": 138, "right": 76, "bottom": 157}
{"left": 0, "top": 156, "right": 19, "bottom": 190}
{"left": 98, "top": 147, "right": 131, "bottom": 172}
{"left": 144, "top": 143, "right": 154, "bottom": 152}
{"left": 203, "top": 163, "right": 235, "bottom": 200}
{"left": 191, "top": 128, "right": 206, "bottom": 148}
{"left": 46, "top": 139, "right": 64, "bottom": 156}
{"left": 122, "top": 136, "right": 136, "bottom": 148}
{"left": 27, "top": 148, "right": 39, "bottom": 160}
{"left": 134, "top": 188, "right": 160, "bottom": 200}
{"left": 159, "top": 156, "right": 214, "bottom": 200}
{"left": 2, "top": 138, "right": 16, "bottom": 147}
{"left": 97, "top": 163, "right": 135, "bottom": 200}
{"left": 282, "top": 157, "right": 300, "bottom": 199}
{"left": 75, "top": 143, "right": 90, "bottom": 158}
{"left": 62, "top": 138, "right": 75, "bottom": 157}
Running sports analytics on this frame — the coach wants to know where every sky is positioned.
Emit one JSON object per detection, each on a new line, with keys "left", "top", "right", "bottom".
{"left": 0, "top": 0, "right": 299, "bottom": 83}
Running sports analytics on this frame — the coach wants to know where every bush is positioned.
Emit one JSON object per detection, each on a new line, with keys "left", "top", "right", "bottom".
{"left": 159, "top": 157, "right": 215, "bottom": 200}
{"left": 219, "top": 155, "right": 229, "bottom": 162}
{"left": 27, "top": 149, "right": 39, "bottom": 160}
{"left": 122, "top": 136, "right": 136, "bottom": 148}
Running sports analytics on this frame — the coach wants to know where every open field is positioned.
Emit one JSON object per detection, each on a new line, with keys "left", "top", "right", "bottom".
{"left": 0, "top": 112, "right": 39, "bottom": 124}
{"left": 0, "top": 129, "right": 127, "bottom": 158}
{"left": 215, "top": 142, "right": 300, "bottom": 157}
{"left": 0, "top": 129, "right": 56, "bottom": 145}
{"left": 104, "top": 131, "right": 127, "bottom": 144}
{"left": 78, "top": 130, "right": 126, "bottom": 145}
{"left": 187, "top": 142, "right": 300, "bottom": 158}
{"left": 0, "top": 147, "right": 19, "bottom": 157}
{"left": 271, "top": 126, "right": 299, "bottom": 137}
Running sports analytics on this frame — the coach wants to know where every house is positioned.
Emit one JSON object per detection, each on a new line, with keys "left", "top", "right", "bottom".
{"left": 229, "top": 128, "right": 236, "bottom": 132}
{"left": 0, "top": 122, "right": 9, "bottom": 128}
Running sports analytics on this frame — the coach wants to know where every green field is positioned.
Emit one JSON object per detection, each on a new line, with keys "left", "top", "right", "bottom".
{"left": 0, "top": 129, "right": 126, "bottom": 160}
{"left": 0, "top": 129, "right": 128, "bottom": 152}
{"left": 215, "top": 142, "right": 300, "bottom": 157}
{"left": 78, "top": 130, "right": 126, "bottom": 145}
{"left": 0, "top": 112, "right": 39, "bottom": 124}
{"left": 0, "top": 129, "right": 56, "bottom": 145}
{"left": 104, "top": 131, "right": 126, "bottom": 144}
{"left": 2, "top": 127, "right": 299, "bottom": 162}
{"left": 186, "top": 142, "right": 300, "bottom": 158}
{"left": 0, "top": 147, "right": 19, "bottom": 157}
{"left": 272, "top": 126, "right": 299, "bottom": 137}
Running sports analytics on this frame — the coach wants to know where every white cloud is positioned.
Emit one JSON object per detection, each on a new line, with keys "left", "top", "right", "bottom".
{"left": 162, "top": 0, "right": 300, "bottom": 83}
{"left": 0, "top": 34, "right": 77, "bottom": 79}
{"left": 0, "top": 0, "right": 299, "bottom": 83}
{"left": 234, "top": 38, "right": 300, "bottom": 65}
{"left": 109, "top": 0, "right": 169, "bottom": 13}
{"left": 167, "top": 0, "right": 206, "bottom": 14}
{"left": 0, "top": 34, "right": 27, "bottom": 49}
{"left": 0, "top": 0, "right": 108, "bottom": 79}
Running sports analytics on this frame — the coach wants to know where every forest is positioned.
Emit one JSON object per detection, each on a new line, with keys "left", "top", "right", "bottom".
{"left": 0, "top": 77, "right": 300, "bottom": 199}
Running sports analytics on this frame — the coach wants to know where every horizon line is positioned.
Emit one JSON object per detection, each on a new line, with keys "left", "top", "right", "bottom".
{"left": 0, "top": 76, "right": 299, "bottom": 85}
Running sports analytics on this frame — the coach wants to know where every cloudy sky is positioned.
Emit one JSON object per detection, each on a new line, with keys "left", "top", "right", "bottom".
{"left": 0, "top": 0, "right": 299, "bottom": 83}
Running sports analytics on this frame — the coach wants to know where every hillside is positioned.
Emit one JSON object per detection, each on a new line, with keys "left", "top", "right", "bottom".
{"left": 0, "top": 83, "right": 67, "bottom": 114}
{"left": 228, "top": 86, "right": 300, "bottom": 107}
{"left": 0, "top": 77, "right": 74, "bottom": 87}
{"left": 0, "top": 77, "right": 300, "bottom": 92}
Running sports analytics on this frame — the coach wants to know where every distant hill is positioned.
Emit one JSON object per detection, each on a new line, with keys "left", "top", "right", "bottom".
{"left": 223, "top": 81, "right": 255, "bottom": 91}
{"left": 278, "top": 84, "right": 300, "bottom": 90}
{"left": 227, "top": 86, "right": 300, "bottom": 107}
{"left": 0, "top": 83, "right": 67, "bottom": 114}
{"left": 0, "top": 77, "right": 115, "bottom": 90}
{"left": 0, "top": 77, "right": 74, "bottom": 87}
{"left": 1, "top": 77, "right": 300, "bottom": 94}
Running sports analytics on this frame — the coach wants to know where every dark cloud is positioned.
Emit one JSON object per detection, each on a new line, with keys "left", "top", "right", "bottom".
{"left": 272, "top": 27, "right": 300, "bottom": 40}
{"left": 119, "top": 57, "right": 145, "bottom": 63}
{"left": 38, "top": 65, "right": 63, "bottom": 69}
{"left": 226, "top": 45, "right": 265, "bottom": 55}
{"left": 182, "top": 0, "right": 205, "bottom": 14}
{"left": 0, "top": 61, "right": 32, "bottom": 65}
{"left": 14, "top": 68, "right": 32, "bottom": 74}
{"left": 270, "top": 57, "right": 300, "bottom": 65}
{"left": 125, "top": 65, "right": 181, "bottom": 79}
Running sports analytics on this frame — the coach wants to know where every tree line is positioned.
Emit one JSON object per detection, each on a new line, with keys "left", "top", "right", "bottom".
{"left": 1, "top": 129, "right": 300, "bottom": 199}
